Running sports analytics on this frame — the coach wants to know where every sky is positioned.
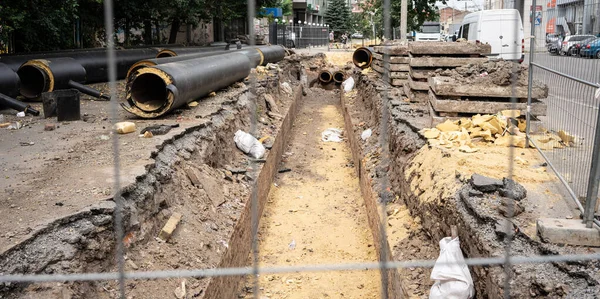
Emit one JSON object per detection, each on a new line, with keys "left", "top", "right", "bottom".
{"left": 436, "top": 0, "right": 487, "bottom": 11}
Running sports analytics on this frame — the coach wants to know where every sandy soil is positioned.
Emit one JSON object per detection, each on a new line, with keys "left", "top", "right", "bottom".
{"left": 239, "top": 87, "right": 381, "bottom": 299}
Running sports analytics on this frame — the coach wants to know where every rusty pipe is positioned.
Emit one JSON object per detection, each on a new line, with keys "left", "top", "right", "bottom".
{"left": 333, "top": 71, "right": 345, "bottom": 84}
{"left": 319, "top": 70, "right": 333, "bottom": 84}
{"left": 352, "top": 47, "right": 373, "bottom": 69}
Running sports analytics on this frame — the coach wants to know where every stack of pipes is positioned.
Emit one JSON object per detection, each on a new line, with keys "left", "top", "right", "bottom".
{"left": 0, "top": 45, "right": 287, "bottom": 118}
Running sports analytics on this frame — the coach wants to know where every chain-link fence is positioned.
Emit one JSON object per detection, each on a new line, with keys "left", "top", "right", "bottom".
{"left": 528, "top": 0, "right": 600, "bottom": 227}
{"left": 2, "top": 0, "right": 600, "bottom": 298}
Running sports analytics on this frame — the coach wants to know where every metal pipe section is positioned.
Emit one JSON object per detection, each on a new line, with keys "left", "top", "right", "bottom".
{"left": 0, "top": 93, "right": 40, "bottom": 115}
{"left": 155, "top": 46, "right": 246, "bottom": 58}
{"left": 0, "top": 63, "right": 20, "bottom": 97}
{"left": 319, "top": 70, "right": 333, "bottom": 84}
{"left": 333, "top": 71, "right": 345, "bottom": 84}
{"left": 353, "top": 47, "right": 374, "bottom": 69}
{"left": 123, "top": 52, "right": 252, "bottom": 118}
{"left": 68, "top": 80, "right": 111, "bottom": 100}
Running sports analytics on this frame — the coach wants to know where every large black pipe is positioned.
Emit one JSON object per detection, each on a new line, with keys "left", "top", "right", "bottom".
{"left": 0, "top": 48, "right": 108, "bottom": 72}
{"left": 0, "top": 63, "right": 20, "bottom": 97}
{"left": 17, "top": 49, "right": 158, "bottom": 98}
{"left": 155, "top": 45, "right": 247, "bottom": 58}
{"left": 123, "top": 52, "right": 252, "bottom": 118}
{"left": 352, "top": 47, "right": 374, "bottom": 69}
{"left": 0, "top": 93, "right": 40, "bottom": 115}
{"left": 127, "top": 45, "right": 286, "bottom": 78}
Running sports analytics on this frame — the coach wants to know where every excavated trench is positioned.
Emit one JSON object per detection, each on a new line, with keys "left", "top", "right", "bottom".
{"left": 2, "top": 53, "right": 599, "bottom": 299}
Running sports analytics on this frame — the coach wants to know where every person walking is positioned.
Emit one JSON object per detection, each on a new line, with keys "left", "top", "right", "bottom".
{"left": 329, "top": 31, "right": 334, "bottom": 47}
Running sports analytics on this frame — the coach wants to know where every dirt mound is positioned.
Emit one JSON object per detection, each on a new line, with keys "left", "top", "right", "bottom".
{"left": 435, "top": 60, "right": 529, "bottom": 86}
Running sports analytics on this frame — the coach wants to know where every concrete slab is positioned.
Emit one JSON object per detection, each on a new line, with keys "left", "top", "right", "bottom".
{"left": 403, "top": 83, "right": 428, "bottom": 103}
{"left": 409, "top": 68, "right": 436, "bottom": 80}
{"left": 537, "top": 218, "right": 600, "bottom": 247}
{"left": 373, "top": 45, "right": 409, "bottom": 55}
{"left": 409, "top": 41, "right": 491, "bottom": 55}
{"left": 429, "top": 77, "right": 549, "bottom": 99}
{"left": 429, "top": 90, "right": 548, "bottom": 116}
{"left": 409, "top": 57, "right": 488, "bottom": 68}
{"left": 390, "top": 78, "right": 408, "bottom": 87}
{"left": 408, "top": 76, "right": 429, "bottom": 91}
{"left": 373, "top": 59, "right": 410, "bottom": 72}
{"left": 372, "top": 52, "right": 410, "bottom": 64}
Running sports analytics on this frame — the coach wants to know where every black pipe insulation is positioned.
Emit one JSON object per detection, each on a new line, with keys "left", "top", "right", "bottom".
{"left": 352, "top": 47, "right": 374, "bottom": 69}
{"left": 155, "top": 45, "right": 253, "bottom": 58}
{"left": 127, "top": 45, "right": 286, "bottom": 78}
{"left": 0, "top": 48, "right": 108, "bottom": 72}
{"left": 122, "top": 52, "right": 252, "bottom": 118}
{"left": 319, "top": 70, "right": 333, "bottom": 84}
{"left": 333, "top": 71, "right": 345, "bottom": 84}
{"left": 0, "top": 63, "right": 20, "bottom": 97}
{"left": 0, "top": 93, "right": 40, "bottom": 116}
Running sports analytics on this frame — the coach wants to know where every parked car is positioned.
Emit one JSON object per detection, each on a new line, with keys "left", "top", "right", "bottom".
{"left": 546, "top": 33, "right": 561, "bottom": 54}
{"left": 559, "top": 35, "right": 595, "bottom": 56}
{"left": 580, "top": 38, "right": 600, "bottom": 59}
{"left": 351, "top": 33, "right": 364, "bottom": 39}
{"left": 572, "top": 37, "right": 597, "bottom": 56}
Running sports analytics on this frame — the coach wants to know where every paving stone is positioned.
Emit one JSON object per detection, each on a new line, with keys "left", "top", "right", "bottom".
{"left": 499, "top": 178, "right": 527, "bottom": 201}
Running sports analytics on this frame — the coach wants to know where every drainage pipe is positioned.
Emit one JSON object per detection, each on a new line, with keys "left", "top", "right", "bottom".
{"left": 319, "top": 70, "right": 333, "bottom": 84}
{"left": 127, "top": 45, "right": 286, "bottom": 78}
{"left": 122, "top": 52, "right": 251, "bottom": 118}
{"left": 333, "top": 71, "right": 346, "bottom": 84}
{"left": 0, "top": 93, "right": 40, "bottom": 115}
{"left": 0, "top": 63, "right": 20, "bottom": 97}
{"left": 352, "top": 47, "right": 374, "bottom": 69}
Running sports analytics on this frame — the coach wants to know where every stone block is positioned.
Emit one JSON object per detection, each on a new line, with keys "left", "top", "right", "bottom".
{"left": 373, "top": 45, "right": 409, "bottom": 55}
{"left": 537, "top": 218, "right": 600, "bottom": 247}
{"left": 158, "top": 212, "right": 182, "bottom": 241}
{"left": 372, "top": 52, "right": 411, "bottom": 64}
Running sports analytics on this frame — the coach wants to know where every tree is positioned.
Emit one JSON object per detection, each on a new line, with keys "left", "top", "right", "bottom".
{"left": 325, "top": 0, "right": 351, "bottom": 37}
{"left": 359, "top": 0, "right": 442, "bottom": 39}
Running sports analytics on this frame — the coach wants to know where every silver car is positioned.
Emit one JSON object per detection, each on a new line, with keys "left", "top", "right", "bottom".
{"left": 560, "top": 35, "right": 596, "bottom": 56}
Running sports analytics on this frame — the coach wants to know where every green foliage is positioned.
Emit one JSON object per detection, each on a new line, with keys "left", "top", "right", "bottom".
{"left": 359, "top": 0, "right": 442, "bottom": 38}
{"left": 281, "top": 0, "right": 293, "bottom": 16}
{"left": 325, "top": 0, "right": 351, "bottom": 34}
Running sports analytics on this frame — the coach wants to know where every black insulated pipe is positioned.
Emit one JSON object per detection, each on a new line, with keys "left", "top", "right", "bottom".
{"left": 123, "top": 52, "right": 252, "bottom": 118}
{"left": 0, "top": 93, "right": 40, "bottom": 115}
{"left": 352, "top": 47, "right": 374, "bottom": 69}
{"left": 0, "top": 63, "right": 20, "bottom": 97}
{"left": 319, "top": 70, "right": 333, "bottom": 84}
{"left": 155, "top": 46, "right": 244, "bottom": 58}
{"left": 333, "top": 71, "right": 345, "bottom": 84}
{"left": 17, "top": 58, "right": 86, "bottom": 99}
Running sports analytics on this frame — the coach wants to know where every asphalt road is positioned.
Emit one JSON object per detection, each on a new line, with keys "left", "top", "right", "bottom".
{"left": 525, "top": 52, "right": 600, "bottom": 199}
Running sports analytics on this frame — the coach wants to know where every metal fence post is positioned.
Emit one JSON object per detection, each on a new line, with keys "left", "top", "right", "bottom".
{"left": 584, "top": 105, "right": 600, "bottom": 228}
{"left": 525, "top": 0, "right": 536, "bottom": 148}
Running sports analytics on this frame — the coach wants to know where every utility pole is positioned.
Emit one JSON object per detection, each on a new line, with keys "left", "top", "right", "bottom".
{"left": 582, "top": 0, "right": 592, "bottom": 34}
{"left": 400, "top": 0, "right": 407, "bottom": 40}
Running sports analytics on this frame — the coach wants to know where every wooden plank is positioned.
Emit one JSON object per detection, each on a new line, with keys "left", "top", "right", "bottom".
{"left": 429, "top": 77, "right": 549, "bottom": 99}
{"left": 428, "top": 89, "right": 547, "bottom": 116}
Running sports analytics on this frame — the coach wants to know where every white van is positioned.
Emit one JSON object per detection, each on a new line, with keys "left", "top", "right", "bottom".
{"left": 458, "top": 9, "right": 524, "bottom": 62}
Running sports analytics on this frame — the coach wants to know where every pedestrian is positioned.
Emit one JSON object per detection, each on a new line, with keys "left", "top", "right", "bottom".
{"left": 341, "top": 33, "right": 347, "bottom": 49}
{"left": 329, "top": 31, "right": 334, "bottom": 47}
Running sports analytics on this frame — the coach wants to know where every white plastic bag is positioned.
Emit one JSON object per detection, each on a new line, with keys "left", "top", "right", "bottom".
{"left": 429, "top": 237, "right": 474, "bottom": 299}
{"left": 321, "top": 128, "right": 343, "bottom": 142}
{"left": 234, "top": 130, "right": 265, "bottom": 159}
{"left": 361, "top": 128, "right": 372, "bottom": 141}
{"left": 342, "top": 77, "right": 355, "bottom": 92}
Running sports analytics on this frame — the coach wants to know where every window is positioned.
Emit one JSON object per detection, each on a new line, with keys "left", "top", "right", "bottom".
{"left": 462, "top": 24, "right": 470, "bottom": 39}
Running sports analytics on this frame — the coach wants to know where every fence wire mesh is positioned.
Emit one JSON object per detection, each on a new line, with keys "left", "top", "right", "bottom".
{"left": 2, "top": 0, "right": 600, "bottom": 298}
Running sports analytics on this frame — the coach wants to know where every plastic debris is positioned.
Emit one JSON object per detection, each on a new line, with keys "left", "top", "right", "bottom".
{"left": 19, "top": 141, "right": 35, "bottom": 146}
{"left": 429, "top": 237, "right": 474, "bottom": 299}
{"left": 114, "top": 122, "right": 136, "bottom": 134}
{"left": 288, "top": 239, "right": 296, "bottom": 250}
{"left": 342, "top": 77, "right": 355, "bottom": 92}
{"left": 361, "top": 128, "right": 372, "bottom": 140}
{"left": 16, "top": 111, "right": 25, "bottom": 117}
{"left": 321, "top": 128, "right": 343, "bottom": 142}
{"left": 281, "top": 82, "right": 293, "bottom": 96}
{"left": 7, "top": 122, "right": 22, "bottom": 130}
{"left": 234, "top": 130, "right": 266, "bottom": 159}
{"left": 99, "top": 135, "right": 110, "bottom": 141}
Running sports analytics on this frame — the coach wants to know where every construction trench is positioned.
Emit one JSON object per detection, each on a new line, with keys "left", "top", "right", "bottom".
{"left": 0, "top": 49, "right": 600, "bottom": 298}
